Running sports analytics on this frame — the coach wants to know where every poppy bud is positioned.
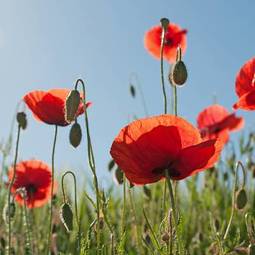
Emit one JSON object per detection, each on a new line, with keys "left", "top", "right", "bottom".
{"left": 60, "top": 203, "right": 73, "bottom": 232}
{"left": 214, "top": 219, "right": 220, "bottom": 232}
{"left": 235, "top": 188, "right": 247, "bottom": 210}
{"left": 114, "top": 168, "right": 124, "bottom": 185}
{"left": 16, "top": 112, "right": 27, "bottom": 130}
{"left": 108, "top": 159, "right": 115, "bottom": 172}
{"left": 130, "top": 84, "right": 136, "bottom": 98}
{"left": 3, "top": 202, "right": 16, "bottom": 223}
{"left": 65, "top": 90, "right": 81, "bottom": 123}
{"left": 160, "top": 18, "right": 169, "bottom": 31}
{"left": 169, "top": 60, "right": 188, "bottom": 86}
{"left": 161, "top": 232, "right": 170, "bottom": 243}
{"left": 69, "top": 122, "right": 82, "bottom": 148}
{"left": 144, "top": 233, "right": 151, "bottom": 245}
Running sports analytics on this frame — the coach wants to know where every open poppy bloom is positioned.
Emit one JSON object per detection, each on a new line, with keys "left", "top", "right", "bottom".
{"left": 144, "top": 22, "right": 187, "bottom": 63}
{"left": 233, "top": 57, "right": 255, "bottom": 110}
{"left": 197, "top": 104, "right": 244, "bottom": 143}
{"left": 23, "top": 88, "right": 91, "bottom": 126}
{"left": 110, "top": 115, "right": 224, "bottom": 185}
{"left": 8, "top": 160, "right": 55, "bottom": 208}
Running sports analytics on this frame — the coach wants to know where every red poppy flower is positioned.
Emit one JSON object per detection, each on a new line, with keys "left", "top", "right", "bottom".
{"left": 144, "top": 22, "right": 187, "bottom": 63}
{"left": 23, "top": 88, "right": 91, "bottom": 126}
{"left": 197, "top": 104, "right": 244, "bottom": 143}
{"left": 110, "top": 115, "right": 224, "bottom": 185}
{"left": 233, "top": 57, "right": 255, "bottom": 110}
{"left": 8, "top": 160, "right": 55, "bottom": 208}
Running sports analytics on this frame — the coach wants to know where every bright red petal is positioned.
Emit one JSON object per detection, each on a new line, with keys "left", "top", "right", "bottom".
{"left": 235, "top": 57, "right": 255, "bottom": 97}
{"left": 233, "top": 90, "right": 255, "bottom": 110}
{"left": 172, "top": 138, "right": 224, "bottom": 180}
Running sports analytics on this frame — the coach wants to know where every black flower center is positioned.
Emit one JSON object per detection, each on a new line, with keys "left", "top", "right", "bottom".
{"left": 152, "top": 162, "right": 180, "bottom": 178}
{"left": 26, "top": 184, "right": 37, "bottom": 195}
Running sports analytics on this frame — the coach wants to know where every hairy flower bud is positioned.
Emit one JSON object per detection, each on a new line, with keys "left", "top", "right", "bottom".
{"left": 169, "top": 60, "right": 188, "bottom": 86}
{"left": 60, "top": 203, "right": 73, "bottom": 232}
{"left": 235, "top": 188, "right": 247, "bottom": 210}
{"left": 65, "top": 90, "right": 81, "bottom": 123}
{"left": 69, "top": 123, "right": 82, "bottom": 148}
{"left": 16, "top": 112, "right": 27, "bottom": 130}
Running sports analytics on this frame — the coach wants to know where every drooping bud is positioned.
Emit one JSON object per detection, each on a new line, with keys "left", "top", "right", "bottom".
{"left": 169, "top": 60, "right": 188, "bottom": 86}
{"left": 161, "top": 232, "right": 170, "bottom": 243}
{"left": 69, "top": 122, "right": 82, "bottom": 148}
{"left": 160, "top": 18, "right": 169, "bottom": 31}
{"left": 16, "top": 112, "right": 27, "bottom": 130}
{"left": 108, "top": 159, "right": 115, "bottom": 172}
{"left": 3, "top": 202, "right": 16, "bottom": 223}
{"left": 235, "top": 188, "right": 247, "bottom": 210}
{"left": 99, "top": 217, "right": 104, "bottom": 230}
{"left": 65, "top": 90, "right": 81, "bottom": 123}
{"left": 60, "top": 203, "right": 73, "bottom": 232}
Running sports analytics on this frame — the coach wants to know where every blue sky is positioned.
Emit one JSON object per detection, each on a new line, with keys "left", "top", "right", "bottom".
{"left": 0, "top": 1, "right": 254, "bottom": 188}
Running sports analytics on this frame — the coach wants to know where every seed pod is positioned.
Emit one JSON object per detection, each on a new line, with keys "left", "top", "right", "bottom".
{"left": 169, "top": 60, "right": 188, "bottom": 86}
{"left": 162, "top": 232, "right": 170, "bottom": 243}
{"left": 235, "top": 188, "right": 247, "bottom": 210}
{"left": 3, "top": 202, "right": 16, "bottom": 223}
{"left": 160, "top": 18, "right": 169, "bottom": 31}
{"left": 60, "top": 203, "right": 73, "bottom": 232}
{"left": 69, "top": 123, "right": 82, "bottom": 148}
{"left": 130, "top": 84, "right": 136, "bottom": 98}
{"left": 65, "top": 90, "right": 81, "bottom": 123}
{"left": 16, "top": 112, "right": 27, "bottom": 130}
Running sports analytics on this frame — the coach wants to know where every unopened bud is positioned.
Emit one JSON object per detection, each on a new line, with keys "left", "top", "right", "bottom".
{"left": 3, "top": 202, "right": 16, "bottom": 223}
{"left": 235, "top": 188, "right": 247, "bottom": 210}
{"left": 16, "top": 112, "right": 27, "bottom": 130}
{"left": 69, "top": 122, "right": 82, "bottom": 148}
{"left": 60, "top": 203, "right": 73, "bottom": 232}
{"left": 169, "top": 60, "right": 188, "bottom": 86}
{"left": 162, "top": 232, "right": 170, "bottom": 243}
{"left": 99, "top": 217, "right": 104, "bottom": 229}
{"left": 130, "top": 84, "right": 136, "bottom": 98}
{"left": 160, "top": 18, "right": 169, "bottom": 31}
{"left": 65, "top": 90, "right": 81, "bottom": 123}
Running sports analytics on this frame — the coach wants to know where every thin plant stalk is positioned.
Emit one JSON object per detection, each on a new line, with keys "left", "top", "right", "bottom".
{"left": 165, "top": 170, "right": 183, "bottom": 254}
{"left": 61, "top": 171, "right": 81, "bottom": 253}
{"left": 223, "top": 161, "right": 246, "bottom": 240}
{"left": 121, "top": 177, "right": 126, "bottom": 235}
{"left": 47, "top": 125, "right": 58, "bottom": 255}
{"left": 75, "top": 79, "right": 101, "bottom": 253}
{"left": 7, "top": 124, "right": 21, "bottom": 255}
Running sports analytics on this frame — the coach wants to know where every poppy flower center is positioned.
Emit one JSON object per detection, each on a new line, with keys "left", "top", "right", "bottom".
{"left": 152, "top": 162, "right": 180, "bottom": 178}
{"left": 26, "top": 184, "right": 37, "bottom": 195}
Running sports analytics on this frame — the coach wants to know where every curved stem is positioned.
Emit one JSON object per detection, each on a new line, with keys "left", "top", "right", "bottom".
{"left": 7, "top": 125, "right": 21, "bottom": 254}
{"left": 223, "top": 161, "right": 245, "bottom": 240}
{"left": 75, "top": 79, "right": 101, "bottom": 253}
{"left": 47, "top": 125, "right": 58, "bottom": 255}
{"left": 61, "top": 171, "right": 81, "bottom": 252}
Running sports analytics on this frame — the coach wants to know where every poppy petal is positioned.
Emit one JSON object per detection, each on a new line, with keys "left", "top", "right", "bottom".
{"left": 233, "top": 90, "right": 255, "bottom": 110}
{"left": 172, "top": 138, "right": 224, "bottom": 180}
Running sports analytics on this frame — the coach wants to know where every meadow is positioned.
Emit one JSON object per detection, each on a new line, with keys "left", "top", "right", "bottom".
{"left": 1, "top": 17, "right": 255, "bottom": 255}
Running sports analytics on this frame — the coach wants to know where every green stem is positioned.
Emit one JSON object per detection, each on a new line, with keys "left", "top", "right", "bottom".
{"left": 47, "top": 125, "right": 58, "bottom": 255}
{"left": 61, "top": 171, "right": 81, "bottom": 253}
{"left": 223, "top": 161, "right": 246, "bottom": 240}
{"left": 7, "top": 125, "right": 21, "bottom": 255}
{"left": 121, "top": 177, "right": 126, "bottom": 235}
{"left": 75, "top": 79, "right": 101, "bottom": 254}
{"left": 165, "top": 170, "right": 183, "bottom": 254}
